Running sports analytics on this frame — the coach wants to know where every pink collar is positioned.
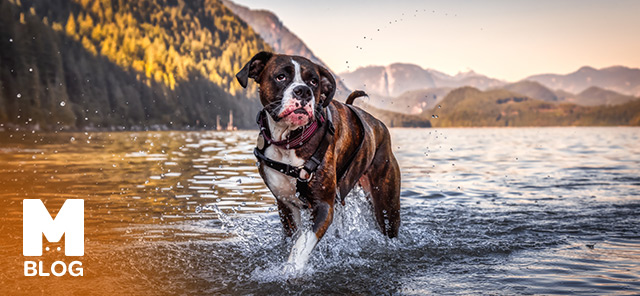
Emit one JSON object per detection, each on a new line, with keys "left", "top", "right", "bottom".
{"left": 257, "top": 110, "right": 325, "bottom": 149}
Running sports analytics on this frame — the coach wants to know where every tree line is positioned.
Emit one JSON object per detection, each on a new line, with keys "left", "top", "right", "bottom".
{"left": 0, "top": 0, "right": 271, "bottom": 130}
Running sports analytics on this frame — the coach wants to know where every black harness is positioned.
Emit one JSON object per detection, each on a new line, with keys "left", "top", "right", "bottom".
{"left": 253, "top": 108, "right": 335, "bottom": 183}
{"left": 254, "top": 104, "right": 365, "bottom": 205}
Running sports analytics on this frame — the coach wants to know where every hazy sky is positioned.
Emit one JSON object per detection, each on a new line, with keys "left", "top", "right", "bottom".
{"left": 232, "top": 0, "right": 640, "bottom": 82}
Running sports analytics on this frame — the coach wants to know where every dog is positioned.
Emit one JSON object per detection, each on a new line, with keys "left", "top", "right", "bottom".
{"left": 236, "top": 52, "right": 400, "bottom": 271}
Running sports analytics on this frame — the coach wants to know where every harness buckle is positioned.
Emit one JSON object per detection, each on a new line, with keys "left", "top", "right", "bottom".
{"left": 297, "top": 171, "right": 314, "bottom": 183}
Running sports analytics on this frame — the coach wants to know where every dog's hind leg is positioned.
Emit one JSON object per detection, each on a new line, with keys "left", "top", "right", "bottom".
{"left": 363, "top": 141, "right": 401, "bottom": 238}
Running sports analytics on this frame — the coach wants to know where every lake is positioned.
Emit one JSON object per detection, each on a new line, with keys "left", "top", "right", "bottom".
{"left": 1, "top": 127, "right": 639, "bottom": 295}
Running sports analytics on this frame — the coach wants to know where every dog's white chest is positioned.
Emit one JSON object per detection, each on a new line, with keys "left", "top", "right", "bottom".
{"left": 262, "top": 145, "right": 306, "bottom": 207}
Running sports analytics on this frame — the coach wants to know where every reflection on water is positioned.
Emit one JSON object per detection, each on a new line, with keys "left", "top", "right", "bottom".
{"left": 0, "top": 127, "right": 639, "bottom": 294}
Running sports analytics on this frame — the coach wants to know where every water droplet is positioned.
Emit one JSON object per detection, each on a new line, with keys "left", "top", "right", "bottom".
{"left": 16, "top": 93, "right": 21, "bottom": 98}
{"left": 60, "top": 101, "right": 66, "bottom": 107}
{"left": 438, "top": 105, "right": 441, "bottom": 108}
{"left": 9, "top": 38, "right": 13, "bottom": 42}
{"left": 29, "top": 68, "right": 33, "bottom": 72}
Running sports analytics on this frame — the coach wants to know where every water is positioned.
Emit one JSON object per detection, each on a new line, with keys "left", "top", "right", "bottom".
{"left": 0, "top": 127, "right": 639, "bottom": 295}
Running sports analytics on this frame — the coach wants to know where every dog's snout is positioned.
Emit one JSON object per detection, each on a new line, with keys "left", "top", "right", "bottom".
{"left": 293, "top": 85, "right": 312, "bottom": 102}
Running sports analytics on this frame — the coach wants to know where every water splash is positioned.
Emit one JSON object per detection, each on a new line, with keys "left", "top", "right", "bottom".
{"left": 248, "top": 186, "right": 401, "bottom": 282}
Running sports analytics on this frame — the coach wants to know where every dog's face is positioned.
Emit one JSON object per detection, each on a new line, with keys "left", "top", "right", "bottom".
{"left": 236, "top": 52, "right": 336, "bottom": 128}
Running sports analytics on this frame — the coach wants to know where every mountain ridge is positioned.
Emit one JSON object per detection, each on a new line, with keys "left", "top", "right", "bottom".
{"left": 526, "top": 65, "right": 640, "bottom": 97}
{"left": 425, "top": 86, "right": 640, "bottom": 127}
{"left": 342, "top": 63, "right": 640, "bottom": 97}
{"left": 340, "top": 63, "right": 505, "bottom": 98}
{"left": 221, "top": 0, "right": 350, "bottom": 96}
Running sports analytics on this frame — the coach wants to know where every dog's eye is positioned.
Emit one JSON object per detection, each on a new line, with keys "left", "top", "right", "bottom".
{"left": 276, "top": 74, "right": 286, "bottom": 82}
{"left": 308, "top": 79, "right": 318, "bottom": 87}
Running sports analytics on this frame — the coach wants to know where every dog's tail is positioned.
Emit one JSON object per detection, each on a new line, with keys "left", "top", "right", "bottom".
{"left": 345, "top": 90, "right": 368, "bottom": 105}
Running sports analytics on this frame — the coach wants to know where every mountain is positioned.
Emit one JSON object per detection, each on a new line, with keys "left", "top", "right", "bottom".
{"left": 501, "top": 81, "right": 636, "bottom": 106}
{"left": 0, "top": 0, "right": 270, "bottom": 130}
{"left": 427, "top": 69, "right": 505, "bottom": 90}
{"left": 502, "top": 80, "right": 559, "bottom": 102}
{"left": 352, "top": 102, "right": 431, "bottom": 128}
{"left": 340, "top": 63, "right": 504, "bottom": 98}
{"left": 526, "top": 66, "right": 640, "bottom": 97}
{"left": 425, "top": 87, "right": 640, "bottom": 127}
{"left": 221, "top": 0, "right": 350, "bottom": 96}
{"left": 553, "top": 86, "right": 637, "bottom": 106}
{"left": 381, "top": 87, "right": 451, "bottom": 114}
{"left": 340, "top": 64, "right": 435, "bottom": 98}
{"left": 574, "top": 86, "right": 637, "bottom": 106}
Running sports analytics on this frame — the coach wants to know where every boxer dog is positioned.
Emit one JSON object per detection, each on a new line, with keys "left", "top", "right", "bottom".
{"left": 236, "top": 52, "right": 400, "bottom": 271}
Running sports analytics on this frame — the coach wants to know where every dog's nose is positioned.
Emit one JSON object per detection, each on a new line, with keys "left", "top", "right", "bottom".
{"left": 293, "top": 85, "right": 312, "bottom": 104}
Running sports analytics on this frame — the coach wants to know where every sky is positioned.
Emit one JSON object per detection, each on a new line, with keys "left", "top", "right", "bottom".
{"left": 231, "top": 0, "right": 640, "bottom": 82}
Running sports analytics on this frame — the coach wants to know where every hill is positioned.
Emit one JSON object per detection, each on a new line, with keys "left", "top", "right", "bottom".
{"left": 501, "top": 81, "right": 636, "bottom": 106}
{"left": 502, "top": 80, "right": 559, "bottom": 102}
{"left": 526, "top": 66, "right": 640, "bottom": 97}
{"left": 381, "top": 87, "right": 451, "bottom": 114}
{"left": 572, "top": 86, "right": 637, "bottom": 106}
{"left": 354, "top": 102, "right": 431, "bottom": 128}
{"left": 426, "top": 87, "right": 640, "bottom": 127}
{"left": 0, "top": 0, "right": 270, "bottom": 130}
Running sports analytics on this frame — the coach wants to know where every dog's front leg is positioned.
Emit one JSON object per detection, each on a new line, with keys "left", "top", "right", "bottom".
{"left": 286, "top": 200, "right": 334, "bottom": 271}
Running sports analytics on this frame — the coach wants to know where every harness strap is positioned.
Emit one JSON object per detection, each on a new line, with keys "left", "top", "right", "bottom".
{"left": 255, "top": 105, "right": 365, "bottom": 206}
{"left": 254, "top": 148, "right": 300, "bottom": 178}
{"left": 254, "top": 110, "right": 335, "bottom": 183}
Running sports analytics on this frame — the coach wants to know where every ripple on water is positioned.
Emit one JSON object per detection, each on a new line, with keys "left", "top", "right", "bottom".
{"left": 0, "top": 128, "right": 639, "bottom": 295}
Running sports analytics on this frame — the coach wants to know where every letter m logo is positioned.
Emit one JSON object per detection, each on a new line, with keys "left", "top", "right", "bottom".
{"left": 23, "top": 199, "right": 84, "bottom": 256}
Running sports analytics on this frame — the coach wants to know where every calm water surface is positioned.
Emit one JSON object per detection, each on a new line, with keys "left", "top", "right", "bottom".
{"left": 0, "top": 127, "right": 639, "bottom": 295}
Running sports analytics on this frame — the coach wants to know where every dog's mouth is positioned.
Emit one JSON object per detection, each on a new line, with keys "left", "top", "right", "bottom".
{"left": 279, "top": 107, "right": 310, "bottom": 119}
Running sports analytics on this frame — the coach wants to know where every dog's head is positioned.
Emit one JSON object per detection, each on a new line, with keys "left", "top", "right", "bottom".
{"left": 236, "top": 52, "right": 336, "bottom": 129}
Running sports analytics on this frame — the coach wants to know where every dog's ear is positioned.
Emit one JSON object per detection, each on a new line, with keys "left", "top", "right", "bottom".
{"left": 236, "top": 51, "right": 274, "bottom": 88}
{"left": 318, "top": 66, "right": 336, "bottom": 107}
